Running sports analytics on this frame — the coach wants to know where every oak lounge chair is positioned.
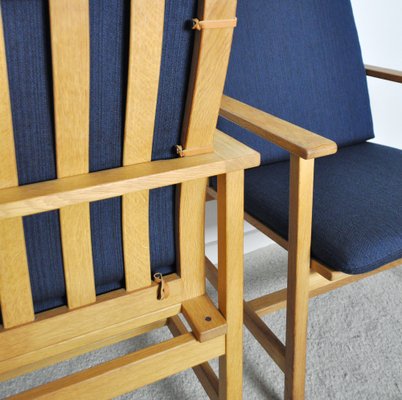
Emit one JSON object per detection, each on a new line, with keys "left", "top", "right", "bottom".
{"left": 0, "top": 0, "right": 259, "bottom": 398}
{"left": 207, "top": 0, "right": 402, "bottom": 398}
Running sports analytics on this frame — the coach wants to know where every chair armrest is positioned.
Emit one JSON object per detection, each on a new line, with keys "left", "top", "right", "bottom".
{"left": 220, "top": 95, "right": 337, "bottom": 160}
{"left": 365, "top": 64, "right": 402, "bottom": 84}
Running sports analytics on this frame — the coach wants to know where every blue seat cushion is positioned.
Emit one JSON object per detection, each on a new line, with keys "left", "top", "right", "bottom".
{"left": 243, "top": 143, "right": 402, "bottom": 274}
{"left": 218, "top": 0, "right": 374, "bottom": 165}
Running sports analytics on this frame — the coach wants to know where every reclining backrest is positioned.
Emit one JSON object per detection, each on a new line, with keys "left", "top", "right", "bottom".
{"left": 219, "top": 0, "right": 374, "bottom": 164}
{"left": 0, "top": 0, "right": 235, "bottom": 327}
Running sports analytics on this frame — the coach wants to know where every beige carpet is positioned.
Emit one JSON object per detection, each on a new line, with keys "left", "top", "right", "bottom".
{"left": 1, "top": 244, "right": 401, "bottom": 399}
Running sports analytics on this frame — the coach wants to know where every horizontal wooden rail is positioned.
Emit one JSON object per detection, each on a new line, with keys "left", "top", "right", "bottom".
{"left": 247, "top": 261, "right": 402, "bottom": 318}
{"left": 244, "top": 301, "right": 286, "bottom": 372}
{"left": 0, "top": 131, "right": 259, "bottom": 220}
{"left": 0, "top": 275, "right": 183, "bottom": 380}
{"left": 2, "top": 319, "right": 167, "bottom": 383}
{"left": 11, "top": 333, "right": 225, "bottom": 400}
{"left": 205, "top": 258, "right": 286, "bottom": 371}
{"left": 168, "top": 315, "right": 219, "bottom": 400}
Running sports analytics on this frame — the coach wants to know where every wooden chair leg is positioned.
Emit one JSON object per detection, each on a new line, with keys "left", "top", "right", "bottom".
{"left": 284, "top": 155, "right": 315, "bottom": 399}
{"left": 217, "top": 171, "right": 244, "bottom": 400}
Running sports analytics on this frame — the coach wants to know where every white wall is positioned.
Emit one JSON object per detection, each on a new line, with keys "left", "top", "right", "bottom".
{"left": 205, "top": 2, "right": 402, "bottom": 262}
{"left": 351, "top": 0, "right": 402, "bottom": 150}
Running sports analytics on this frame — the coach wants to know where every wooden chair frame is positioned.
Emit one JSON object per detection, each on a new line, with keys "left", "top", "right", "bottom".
{"left": 204, "top": 66, "right": 402, "bottom": 399}
{"left": 0, "top": 1, "right": 260, "bottom": 399}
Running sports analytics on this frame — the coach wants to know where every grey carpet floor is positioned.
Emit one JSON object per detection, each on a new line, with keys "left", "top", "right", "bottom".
{"left": 1, "top": 244, "right": 401, "bottom": 399}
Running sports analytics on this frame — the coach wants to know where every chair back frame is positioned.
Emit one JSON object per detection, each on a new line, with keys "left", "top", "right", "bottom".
{"left": 0, "top": 1, "right": 260, "bottom": 398}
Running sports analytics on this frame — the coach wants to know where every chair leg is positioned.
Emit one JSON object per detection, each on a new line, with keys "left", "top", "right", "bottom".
{"left": 217, "top": 171, "right": 244, "bottom": 400}
{"left": 284, "top": 156, "right": 315, "bottom": 400}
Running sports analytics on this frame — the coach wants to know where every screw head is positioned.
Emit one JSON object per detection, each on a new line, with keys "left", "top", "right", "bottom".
{"left": 205, "top": 316, "right": 212, "bottom": 322}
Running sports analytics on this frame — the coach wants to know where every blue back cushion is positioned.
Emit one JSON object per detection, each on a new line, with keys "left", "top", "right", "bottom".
{"left": 1, "top": 0, "right": 196, "bottom": 314}
{"left": 218, "top": 0, "right": 374, "bottom": 165}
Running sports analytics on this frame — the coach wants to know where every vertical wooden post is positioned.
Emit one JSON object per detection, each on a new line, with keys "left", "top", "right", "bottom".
{"left": 181, "top": 0, "right": 237, "bottom": 153}
{"left": 178, "top": 178, "right": 208, "bottom": 299}
{"left": 178, "top": 0, "right": 237, "bottom": 300}
{"left": 284, "top": 155, "right": 315, "bottom": 400}
{"left": 217, "top": 170, "right": 244, "bottom": 400}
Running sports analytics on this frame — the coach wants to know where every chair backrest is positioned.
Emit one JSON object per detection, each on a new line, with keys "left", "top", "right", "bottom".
{"left": 0, "top": 0, "right": 236, "bottom": 328}
{"left": 219, "top": 0, "right": 374, "bottom": 165}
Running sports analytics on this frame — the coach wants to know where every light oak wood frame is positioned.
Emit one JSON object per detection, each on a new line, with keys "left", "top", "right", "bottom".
{"left": 205, "top": 90, "right": 402, "bottom": 399}
{"left": 0, "top": 1, "right": 261, "bottom": 399}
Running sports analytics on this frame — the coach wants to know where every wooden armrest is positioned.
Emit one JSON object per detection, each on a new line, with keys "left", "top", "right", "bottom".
{"left": 220, "top": 95, "right": 337, "bottom": 160}
{"left": 365, "top": 64, "right": 402, "bottom": 83}
{"left": 0, "top": 131, "right": 260, "bottom": 220}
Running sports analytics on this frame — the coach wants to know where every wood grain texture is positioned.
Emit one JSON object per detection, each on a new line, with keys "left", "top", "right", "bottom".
{"left": 50, "top": 0, "right": 90, "bottom": 178}
{"left": 284, "top": 155, "right": 315, "bottom": 400}
{"left": 1, "top": 319, "right": 167, "bottom": 382}
{"left": 181, "top": 0, "right": 237, "bottom": 152}
{"left": 123, "top": 0, "right": 164, "bottom": 165}
{"left": 217, "top": 171, "right": 244, "bottom": 400}
{"left": 311, "top": 257, "right": 402, "bottom": 282}
{"left": 0, "top": 275, "right": 183, "bottom": 380}
{"left": 182, "top": 295, "right": 227, "bottom": 342}
{"left": 49, "top": 0, "right": 95, "bottom": 309}
{"left": 122, "top": 0, "right": 165, "bottom": 291}
{"left": 177, "top": 0, "right": 238, "bottom": 305}
{"left": 248, "top": 261, "right": 402, "bottom": 318}
{"left": 0, "top": 219, "right": 34, "bottom": 329}
{"left": 167, "top": 315, "right": 219, "bottom": 400}
{"left": 12, "top": 333, "right": 225, "bottom": 400}
{"left": 220, "top": 95, "right": 337, "bottom": 160}
{"left": 206, "top": 258, "right": 286, "bottom": 372}
{"left": 244, "top": 301, "right": 286, "bottom": 372}
{"left": 0, "top": 131, "right": 260, "bottom": 220}
{"left": 0, "top": 10, "right": 18, "bottom": 189}
{"left": 365, "top": 64, "right": 402, "bottom": 83}
{"left": 0, "top": 10, "right": 34, "bottom": 329}
{"left": 177, "top": 178, "right": 208, "bottom": 299}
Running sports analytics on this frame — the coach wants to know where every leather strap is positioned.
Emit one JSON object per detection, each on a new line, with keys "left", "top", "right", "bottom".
{"left": 192, "top": 17, "right": 237, "bottom": 31}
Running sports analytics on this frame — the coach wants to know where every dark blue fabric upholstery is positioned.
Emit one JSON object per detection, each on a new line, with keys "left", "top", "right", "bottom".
{"left": 2, "top": 0, "right": 66, "bottom": 313}
{"left": 243, "top": 143, "right": 402, "bottom": 274}
{"left": 149, "top": 0, "right": 197, "bottom": 275}
{"left": 1, "top": 0, "right": 196, "bottom": 315}
{"left": 89, "top": 0, "right": 129, "bottom": 296}
{"left": 218, "top": 0, "right": 374, "bottom": 165}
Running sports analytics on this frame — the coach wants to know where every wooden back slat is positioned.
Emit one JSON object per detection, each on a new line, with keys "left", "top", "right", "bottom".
{"left": 0, "top": 10, "right": 35, "bottom": 328}
{"left": 122, "top": 0, "right": 165, "bottom": 291}
{"left": 178, "top": 0, "right": 237, "bottom": 299}
{"left": 49, "top": 0, "right": 95, "bottom": 309}
{"left": 181, "top": 0, "right": 237, "bottom": 152}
